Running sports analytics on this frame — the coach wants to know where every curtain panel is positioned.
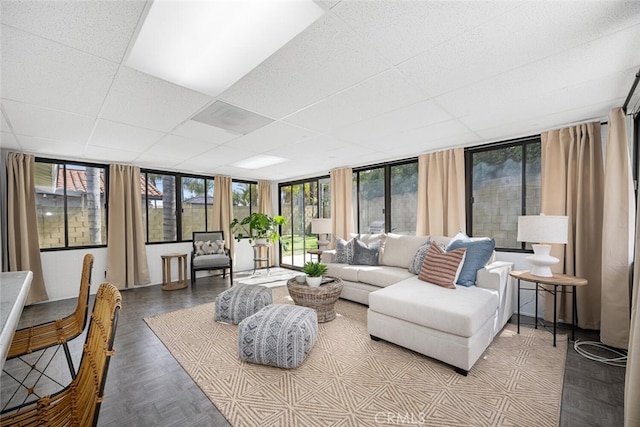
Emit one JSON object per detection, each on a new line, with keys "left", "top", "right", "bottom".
{"left": 330, "top": 167, "right": 353, "bottom": 244}
{"left": 601, "top": 107, "right": 634, "bottom": 349}
{"left": 6, "top": 152, "right": 48, "bottom": 304}
{"left": 626, "top": 174, "right": 640, "bottom": 426}
{"left": 416, "top": 148, "right": 465, "bottom": 237}
{"left": 212, "top": 175, "right": 233, "bottom": 255}
{"left": 257, "top": 180, "right": 274, "bottom": 264}
{"left": 540, "top": 122, "right": 604, "bottom": 330}
{"left": 106, "top": 164, "right": 150, "bottom": 289}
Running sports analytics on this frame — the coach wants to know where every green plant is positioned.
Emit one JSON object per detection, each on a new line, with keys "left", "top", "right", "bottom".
{"left": 229, "top": 213, "right": 287, "bottom": 244}
{"left": 302, "top": 262, "right": 327, "bottom": 277}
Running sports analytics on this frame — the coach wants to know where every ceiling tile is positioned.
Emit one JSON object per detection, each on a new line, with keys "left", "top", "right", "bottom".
{"left": 284, "top": 70, "right": 425, "bottom": 132}
{"left": 0, "top": 0, "right": 146, "bottom": 62}
{"left": 1, "top": 111, "right": 12, "bottom": 132}
{"left": 137, "top": 134, "right": 224, "bottom": 166}
{"left": 1, "top": 25, "right": 119, "bottom": 116}
{"left": 17, "top": 135, "right": 86, "bottom": 159}
{"left": 333, "top": 1, "right": 517, "bottom": 65}
{"left": 100, "top": 67, "right": 213, "bottom": 133}
{"left": 177, "top": 145, "right": 256, "bottom": 171}
{"left": 84, "top": 144, "right": 141, "bottom": 164}
{"left": 89, "top": 119, "right": 165, "bottom": 152}
{"left": 331, "top": 100, "right": 454, "bottom": 143}
{"left": 219, "top": 14, "right": 390, "bottom": 119}
{"left": 3, "top": 100, "right": 94, "bottom": 144}
{"left": 1, "top": 131, "right": 21, "bottom": 150}
{"left": 171, "top": 121, "right": 238, "bottom": 145}
{"left": 224, "top": 121, "right": 318, "bottom": 153}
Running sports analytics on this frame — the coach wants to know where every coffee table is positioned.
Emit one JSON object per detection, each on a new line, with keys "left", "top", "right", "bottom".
{"left": 286, "top": 277, "right": 344, "bottom": 323}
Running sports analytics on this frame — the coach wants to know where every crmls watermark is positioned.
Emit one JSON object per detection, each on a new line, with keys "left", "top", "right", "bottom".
{"left": 374, "top": 412, "right": 428, "bottom": 425}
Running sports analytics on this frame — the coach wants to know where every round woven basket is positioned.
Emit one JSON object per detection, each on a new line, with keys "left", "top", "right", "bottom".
{"left": 286, "top": 277, "right": 344, "bottom": 322}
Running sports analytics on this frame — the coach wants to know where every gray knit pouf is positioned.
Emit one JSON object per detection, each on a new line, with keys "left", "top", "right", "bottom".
{"left": 214, "top": 284, "right": 273, "bottom": 324}
{"left": 238, "top": 304, "right": 318, "bottom": 369}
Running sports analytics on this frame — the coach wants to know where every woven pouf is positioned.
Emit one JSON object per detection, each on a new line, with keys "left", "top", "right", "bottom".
{"left": 238, "top": 304, "right": 318, "bottom": 369}
{"left": 214, "top": 284, "right": 273, "bottom": 324}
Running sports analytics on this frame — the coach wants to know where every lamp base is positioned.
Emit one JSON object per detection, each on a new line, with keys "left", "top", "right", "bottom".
{"left": 526, "top": 244, "right": 559, "bottom": 277}
{"left": 317, "top": 238, "right": 330, "bottom": 251}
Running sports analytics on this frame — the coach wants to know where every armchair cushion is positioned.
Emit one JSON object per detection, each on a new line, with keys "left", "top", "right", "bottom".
{"left": 192, "top": 254, "right": 230, "bottom": 268}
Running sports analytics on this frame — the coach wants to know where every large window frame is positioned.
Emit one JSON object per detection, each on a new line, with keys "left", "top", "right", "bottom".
{"left": 35, "top": 158, "right": 109, "bottom": 251}
{"left": 465, "top": 136, "right": 542, "bottom": 252}
{"left": 352, "top": 158, "right": 418, "bottom": 235}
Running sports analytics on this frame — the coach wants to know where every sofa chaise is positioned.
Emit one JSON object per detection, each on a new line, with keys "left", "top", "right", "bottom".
{"left": 322, "top": 233, "right": 514, "bottom": 374}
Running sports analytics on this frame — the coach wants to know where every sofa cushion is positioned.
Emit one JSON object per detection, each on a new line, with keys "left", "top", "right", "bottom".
{"left": 334, "top": 238, "right": 355, "bottom": 264}
{"left": 418, "top": 244, "right": 466, "bottom": 289}
{"left": 380, "top": 233, "right": 430, "bottom": 268}
{"left": 446, "top": 238, "right": 496, "bottom": 287}
{"left": 325, "top": 263, "right": 360, "bottom": 282}
{"left": 350, "top": 239, "right": 381, "bottom": 266}
{"left": 357, "top": 266, "right": 415, "bottom": 287}
{"left": 369, "top": 278, "right": 499, "bottom": 337}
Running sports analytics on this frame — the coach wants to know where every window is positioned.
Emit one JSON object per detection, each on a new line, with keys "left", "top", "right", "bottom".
{"left": 466, "top": 137, "right": 541, "bottom": 249}
{"left": 390, "top": 162, "right": 418, "bottom": 235}
{"left": 35, "top": 160, "right": 107, "bottom": 249}
{"left": 181, "top": 177, "right": 214, "bottom": 239}
{"left": 279, "top": 178, "right": 326, "bottom": 268}
{"left": 232, "top": 180, "right": 258, "bottom": 222}
{"left": 352, "top": 160, "right": 418, "bottom": 235}
{"left": 143, "top": 172, "right": 177, "bottom": 243}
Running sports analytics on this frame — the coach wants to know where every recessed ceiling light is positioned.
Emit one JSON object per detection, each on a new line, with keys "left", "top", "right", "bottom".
{"left": 232, "top": 155, "right": 287, "bottom": 169}
{"left": 126, "top": 0, "right": 324, "bottom": 96}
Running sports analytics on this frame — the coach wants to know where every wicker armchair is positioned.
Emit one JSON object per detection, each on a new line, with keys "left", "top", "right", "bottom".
{"left": 6, "top": 253, "right": 94, "bottom": 378}
{"left": 0, "top": 282, "right": 122, "bottom": 426}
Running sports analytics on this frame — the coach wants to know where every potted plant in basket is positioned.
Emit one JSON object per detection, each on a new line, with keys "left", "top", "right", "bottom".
{"left": 230, "top": 213, "right": 287, "bottom": 245}
{"left": 302, "top": 261, "right": 328, "bottom": 287}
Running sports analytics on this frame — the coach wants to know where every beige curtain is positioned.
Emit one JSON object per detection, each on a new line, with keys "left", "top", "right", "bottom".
{"left": 540, "top": 122, "right": 604, "bottom": 329}
{"left": 601, "top": 108, "right": 634, "bottom": 349}
{"left": 626, "top": 171, "right": 640, "bottom": 426}
{"left": 106, "top": 164, "right": 150, "bottom": 289}
{"left": 416, "top": 148, "right": 465, "bottom": 236}
{"left": 257, "top": 180, "right": 274, "bottom": 264}
{"left": 330, "top": 167, "right": 353, "bottom": 243}
{"left": 212, "top": 175, "right": 233, "bottom": 255}
{"left": 6, "top": 152, "right": 48, "bottom": 304}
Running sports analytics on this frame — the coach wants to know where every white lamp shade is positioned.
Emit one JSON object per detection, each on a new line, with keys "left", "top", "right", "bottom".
{"left": 311, "top": 218, "right": 332, "bottom": 235}
{"left": 517, "top": 215, "right": 568, "bottom": 244}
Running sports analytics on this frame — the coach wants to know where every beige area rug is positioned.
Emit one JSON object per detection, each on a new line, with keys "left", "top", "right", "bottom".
{"left": 145, "top": 286, "right": 566, "bottom": 426}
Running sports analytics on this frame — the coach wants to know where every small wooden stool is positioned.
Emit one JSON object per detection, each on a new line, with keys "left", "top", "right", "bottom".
{"left": 161, "top": 253, "right": 188, "bottom": 291}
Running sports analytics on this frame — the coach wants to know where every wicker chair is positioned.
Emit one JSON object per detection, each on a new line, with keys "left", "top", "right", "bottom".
{"left": 191, "top": 231, "right": 233, "bottom": 285}
{"left": 6, "top": 253, "right": 94, "bottom": 378}
{"left": 0, "top": 282, "right": 122, "bottom": 426}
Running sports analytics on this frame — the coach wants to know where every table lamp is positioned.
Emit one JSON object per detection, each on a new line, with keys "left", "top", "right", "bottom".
{"left": 311, "top": 218, "right": 332, "bottom": 251}
{"left": 517, "top": 215, "right": 569, "bottom": 277}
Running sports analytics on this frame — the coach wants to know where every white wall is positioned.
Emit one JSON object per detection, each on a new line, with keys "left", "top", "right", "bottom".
{"left": 494, "top": 251, "right": 544, "bottom": 318}
{"left": 40, "top": 240, "right": 259, "bottom": 302}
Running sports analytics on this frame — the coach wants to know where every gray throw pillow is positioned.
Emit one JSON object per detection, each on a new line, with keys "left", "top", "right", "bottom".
{"left": 350, "top": 239, "right": 380, "bottom": 266}
{"left": 335, "top": 238, "right": 354, "bottom": 264}
{"left": 409, "top": 242, "right": 432, "bottom": 274}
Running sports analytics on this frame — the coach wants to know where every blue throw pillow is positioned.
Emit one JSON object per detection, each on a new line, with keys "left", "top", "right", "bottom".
{"left": 446, "top": 238, "right": 495, "bottom": 286}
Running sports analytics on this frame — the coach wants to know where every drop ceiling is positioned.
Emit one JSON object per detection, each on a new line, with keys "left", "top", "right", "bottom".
{"left": 1, "top": 0, "right": 639, "bottom": 182}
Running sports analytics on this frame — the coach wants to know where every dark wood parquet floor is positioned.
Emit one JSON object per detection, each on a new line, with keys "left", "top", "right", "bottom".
{"left": 1, "top": 273, "right": 626, "bottom": 426}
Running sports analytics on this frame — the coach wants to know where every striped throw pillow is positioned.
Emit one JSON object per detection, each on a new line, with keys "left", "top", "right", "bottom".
{"left": 418, "top": 244, "right": 466, "bottom": 289}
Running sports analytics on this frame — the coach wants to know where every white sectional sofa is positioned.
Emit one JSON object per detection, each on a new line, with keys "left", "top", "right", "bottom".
{"left": 323, "top": 233, "right": 514, "bottom": 375}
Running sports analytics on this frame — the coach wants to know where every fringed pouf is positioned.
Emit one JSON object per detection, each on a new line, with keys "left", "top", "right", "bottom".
{"left": 238, "top": 304, "right": 318, "bottom": 369}
{"left": 214, "top": 284, "right": 272, "bottom": 324}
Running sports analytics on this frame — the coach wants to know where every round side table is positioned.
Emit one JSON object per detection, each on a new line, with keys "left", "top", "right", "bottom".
{"left": 286, "top": 277, "right": 343, "bottom": 323}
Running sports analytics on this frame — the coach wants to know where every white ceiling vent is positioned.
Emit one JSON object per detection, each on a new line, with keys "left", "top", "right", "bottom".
{"left": 191, "top": 101, "right": 273, "bottom": 135}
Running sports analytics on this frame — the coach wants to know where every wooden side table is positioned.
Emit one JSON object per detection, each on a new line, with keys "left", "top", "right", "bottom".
{"left": 161, "top": 253, "right": 188, "bottom": 291}
{"left": 509, "top": 270, "right": 588, "bottom": 346}
{"left": 307, "top": 249, "right": 323, "bottom": 263}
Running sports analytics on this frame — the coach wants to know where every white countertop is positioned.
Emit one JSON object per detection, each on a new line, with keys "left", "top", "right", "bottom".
{"left": 0, "top": 271, "right": 33, "bottom": 371}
